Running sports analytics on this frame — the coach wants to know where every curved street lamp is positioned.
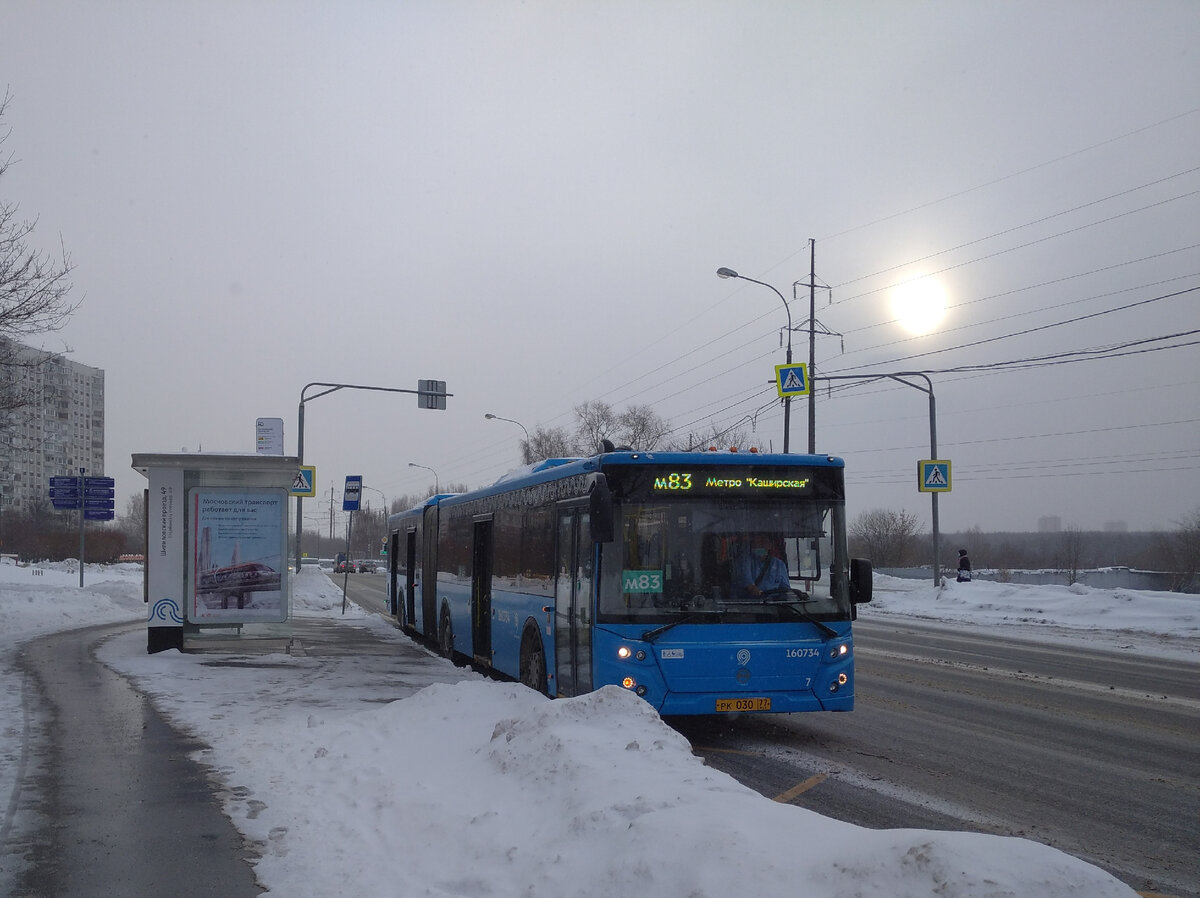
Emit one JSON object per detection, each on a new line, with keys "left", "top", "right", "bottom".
{"left": 717, "top": 267, "right": 794, "bottom": 453}
{"left": 407, "top": 462, "right": 440, "bottom": 495}
{"left": 484, "top": 412, "right": 531, "bottom": 442}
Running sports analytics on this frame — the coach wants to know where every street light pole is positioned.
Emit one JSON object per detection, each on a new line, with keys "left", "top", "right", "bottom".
{"left": 716, "top": 267, "right": 793, "bottom": 453}
{"left": 408, "top": 462, "right": 440, "bottom": 495}
{"left": 819, "top": 371, "right": 942, "bottom": 585}
{"left": 484, "top": 413, "right": 531, "bottom": 461}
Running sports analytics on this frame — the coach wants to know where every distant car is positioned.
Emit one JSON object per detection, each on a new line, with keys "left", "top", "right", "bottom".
{"left": 335, "top": 560, "right": 354, "bottom": 574}
{"left": 356, "top": 559, "right": 379, "bottom": 573}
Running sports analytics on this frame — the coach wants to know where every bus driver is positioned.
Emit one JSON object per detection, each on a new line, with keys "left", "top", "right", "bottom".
{"left": 733, "top": 533, "right": 791, "bottom": 599}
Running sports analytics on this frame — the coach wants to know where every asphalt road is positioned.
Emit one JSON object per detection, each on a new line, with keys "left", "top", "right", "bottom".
{"left": 671, "top": 618, "right": 1200, "bottom": 898}
{"left": 342, "top": 576, "right": 1199, "bottom": 897}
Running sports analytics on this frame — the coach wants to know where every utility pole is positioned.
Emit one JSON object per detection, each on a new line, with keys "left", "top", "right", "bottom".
{"left": 807, "top": 239, "right": 817, "bottom": 454}
{"left": 793, "top": 238, "right": 841, "bottom": 456}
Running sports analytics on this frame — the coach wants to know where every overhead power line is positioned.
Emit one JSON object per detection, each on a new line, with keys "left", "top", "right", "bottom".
{"left": 830, "top": 284, "right": 1200, "bottom": 373}
{"left": 831, "top": 165, "right": 1200, "bottom": 292}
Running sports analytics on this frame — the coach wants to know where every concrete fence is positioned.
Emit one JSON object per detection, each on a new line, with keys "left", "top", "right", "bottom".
{"left": 876, "top": 566, "right": 1197, "bottom": 593}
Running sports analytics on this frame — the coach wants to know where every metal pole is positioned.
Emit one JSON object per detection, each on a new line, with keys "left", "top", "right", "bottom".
{"left": 928, "top": 387, "right": 941, "bottom": 586}
{"left": 807, "top": 238, "right": 817, "bottom": 455}
{"left": 291, "top": 379, "right": 453, "bottom": 573}
{"left": 341, "top": 509, "right": 353, "bottom": 615}
{"left": 782, "top": 343, "right": 792, "bottom": 454}
{"left": 735, "top": 275, "right": 791, "bottom": 452}
{"left": 295, "top": 399, "right": 305, "bottom": 574}
{"left": 816, "top": 372, "right": 941, "bottom": 585}
{"left": 78, "top": 467, "right": 85, "bottom": 588}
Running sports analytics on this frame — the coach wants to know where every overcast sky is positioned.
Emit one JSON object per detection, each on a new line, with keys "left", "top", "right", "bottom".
{"left": 2, "top": 1, "right": 1197, "bottom": 535}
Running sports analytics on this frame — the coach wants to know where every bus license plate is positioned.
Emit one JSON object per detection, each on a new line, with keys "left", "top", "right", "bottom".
{"left": 715, "top": 697, "right": 771, "bottom": 712}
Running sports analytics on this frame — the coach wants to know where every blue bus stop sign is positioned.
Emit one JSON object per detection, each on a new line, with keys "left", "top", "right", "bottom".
{"left": 343, "top": 475, "right": 362, "bottom": 511}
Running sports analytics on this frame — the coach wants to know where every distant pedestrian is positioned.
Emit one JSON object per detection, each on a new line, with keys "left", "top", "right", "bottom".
{"left": 956, "top": 548, "right": 972, "bottom": 583}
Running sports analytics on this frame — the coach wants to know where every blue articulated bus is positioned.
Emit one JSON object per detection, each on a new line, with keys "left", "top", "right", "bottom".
{"left": 386, "top": 448, "right": 872, "bottom": 715}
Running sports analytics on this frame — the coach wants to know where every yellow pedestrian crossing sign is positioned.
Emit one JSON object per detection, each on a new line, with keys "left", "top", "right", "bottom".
{"left": 918, "top": 459, "right": 951, "bottom": 493}
{"left": 291, "top": 465, "right": 317, "bottom": 497}
{"left": 775, "top": 363, "right": 810, "bottom": 398}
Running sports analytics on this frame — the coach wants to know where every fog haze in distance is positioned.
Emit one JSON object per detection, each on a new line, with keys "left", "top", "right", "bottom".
{"left": 1, "top": 1, "right": 1196, "bottom": 534}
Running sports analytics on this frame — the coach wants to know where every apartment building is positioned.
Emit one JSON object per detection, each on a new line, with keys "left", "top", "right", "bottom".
{"left": 0, "top": 340, "right": 105, "bottom": 513}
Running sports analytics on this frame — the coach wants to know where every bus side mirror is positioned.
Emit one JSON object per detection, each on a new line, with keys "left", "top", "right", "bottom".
{"left": 588, "top": 474, "right": 614, "bottom": 543}
{"left": 849, "top": 558, "right": 873, "bottom": 604}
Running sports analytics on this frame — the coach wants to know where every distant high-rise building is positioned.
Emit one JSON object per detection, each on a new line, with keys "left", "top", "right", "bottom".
{"left": 1038, "top": 515, "right": 1062, "bottom": 533}
{"left": 1103, "top": 520, "right": 1128, "bottom": 533}
{"left": 0, "top": 340, "right": 105, "bottom": 513}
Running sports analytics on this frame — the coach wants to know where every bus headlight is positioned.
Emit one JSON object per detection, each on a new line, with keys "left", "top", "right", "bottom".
{"left": 829, "top": 644, "right": 849, "bottom": 660}
{"left": 617, "top": 646, "right": 632, "bottom": 660}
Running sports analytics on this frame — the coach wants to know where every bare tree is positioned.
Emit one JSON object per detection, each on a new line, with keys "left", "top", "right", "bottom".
{"left": 616, "top": 403, "right": 671, "bottom": 450}
{"left": 667, "top": 420, "right": 752, "bottom": 452}
{"left": 1056, "top": 524, "right": 1088, "bottom": 585}
{"left": 116, "top": 492, "right": 147, "bottom": 550}
{"left": 573, "top": 400, "right": 619, "bottom": 454}
{"left": 1168, "top": 506, "right": 1200, "bottom": 592}
{"left": 850, "top": 508, "right": 921, "bottom": 567}
{"left": 0, "top": 92, "right": 78, "bottom": 415}
{"left": 526, "top": 425, "right": 576, "bottom": 463}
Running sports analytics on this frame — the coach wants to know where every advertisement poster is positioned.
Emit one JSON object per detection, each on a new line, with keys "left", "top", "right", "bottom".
{"left": 190, "top": 488, "right": 288, "bottom": 623}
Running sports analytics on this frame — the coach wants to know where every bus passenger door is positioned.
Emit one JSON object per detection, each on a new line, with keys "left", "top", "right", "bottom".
{"left": 555, "top": 505, "right": 593, "bottom": 697}
{"left": 404, "top": 529, "right": 417, "bottom": 627}
{"left": 471, "top": 517, "right": 493, "bottom": 668}
{"left": 388, "top": 532, "right": 401, "bottom": 618}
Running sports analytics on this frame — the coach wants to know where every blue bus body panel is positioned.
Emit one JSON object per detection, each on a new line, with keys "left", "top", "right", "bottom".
{"left": 593, "top": 623, "right": 854, "bottom": 714}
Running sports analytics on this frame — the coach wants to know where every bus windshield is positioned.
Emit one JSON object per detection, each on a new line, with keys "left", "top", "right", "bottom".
{"left": 597, "top": 497, "right": 852, "bottom": 625}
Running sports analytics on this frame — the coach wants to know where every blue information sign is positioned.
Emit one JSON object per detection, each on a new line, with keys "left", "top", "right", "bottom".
{"left": 49, "top": 475, "right": 115, "bottom": 516}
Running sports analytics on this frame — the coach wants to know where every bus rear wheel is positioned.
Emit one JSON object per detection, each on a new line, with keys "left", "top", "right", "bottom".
{"left": 438, "top": 609, "right": 454, "bottom": 660}
{"left": 519, "top": 627, "right": 547, "bottom": 696}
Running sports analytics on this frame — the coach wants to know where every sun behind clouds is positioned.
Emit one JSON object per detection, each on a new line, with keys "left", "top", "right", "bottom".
{"left": 890, "top": 276, "right": 949, "bottom": 335}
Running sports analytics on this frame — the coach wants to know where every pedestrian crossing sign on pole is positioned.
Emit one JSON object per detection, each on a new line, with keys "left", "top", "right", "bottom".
{"left": 291, "top": 465, "right": 317, "bottom": 497}
{"left": 918, "top": 459, "right": 952, "bottom": 493}
{"left": 774, "top": 363, "right": 810, "bottom": 398}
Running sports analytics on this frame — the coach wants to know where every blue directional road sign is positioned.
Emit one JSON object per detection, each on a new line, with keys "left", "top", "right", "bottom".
{"left": 343, "top": 475, "right": 362, "bottom": 511}
{"left": 50, "top": 475, "right": 82, "bottom": 510}
{"left": 82, "top": 476, "right": 115, "bottom": 519}
{"left": 49, "top": 475, "right": 115, "bottom": 517}
{"left": 918, "top": 459, "right": 952, "bottom": 493}
{"left": 774, "top": 363, "right": 810, "bottom": 398}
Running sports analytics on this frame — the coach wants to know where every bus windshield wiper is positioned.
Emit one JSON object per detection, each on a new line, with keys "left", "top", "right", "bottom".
{"left": 641, "top": 613, "right": 699, "bottom": 643}
{"left": 781, "top": 601, "right": 837, "bottom": 640}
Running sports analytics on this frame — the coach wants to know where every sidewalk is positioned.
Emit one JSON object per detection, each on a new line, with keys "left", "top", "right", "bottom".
{"left": 9, "top": 607, "right": 442, "bottom": 897}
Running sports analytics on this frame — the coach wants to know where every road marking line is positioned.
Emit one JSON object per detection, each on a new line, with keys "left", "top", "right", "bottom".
{"left": 774, "top": 773, "right": 828, "bottom": 803}
{"left": 691, "top": 745, "right": 759, "bottom": 757}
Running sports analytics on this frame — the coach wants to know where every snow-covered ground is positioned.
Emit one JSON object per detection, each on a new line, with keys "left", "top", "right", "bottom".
{"left": 2, "top": 560, "right": 1196, "bottom": 896}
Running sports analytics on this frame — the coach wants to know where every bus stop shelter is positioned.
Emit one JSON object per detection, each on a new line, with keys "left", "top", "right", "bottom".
{"left": 132, "top": 452, "right": 299, "bottom": 653}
